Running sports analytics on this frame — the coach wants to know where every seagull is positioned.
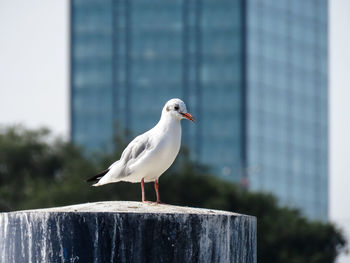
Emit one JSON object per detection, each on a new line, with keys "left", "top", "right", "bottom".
{"left": 86, "top": 98, "right": 195, "bottom": 204}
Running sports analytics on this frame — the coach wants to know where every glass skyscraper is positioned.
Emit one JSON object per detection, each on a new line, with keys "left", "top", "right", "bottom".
{"left": 246, "top": 1, "right": 328, "bottom": 220}
{"left": 70, "top": 0, "right": 328, "bottom": 220}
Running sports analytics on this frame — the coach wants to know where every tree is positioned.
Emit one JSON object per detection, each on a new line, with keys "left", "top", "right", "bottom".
{"left": 0, "top": 126, "right": 346, "bottom": 262}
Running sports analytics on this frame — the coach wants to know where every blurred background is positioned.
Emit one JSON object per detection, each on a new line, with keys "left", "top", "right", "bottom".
{"left": 0, "top": 0, "right": 349, "bottom": 262}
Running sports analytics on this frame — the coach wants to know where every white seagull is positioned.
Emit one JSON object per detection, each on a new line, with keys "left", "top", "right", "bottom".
{"left": 86, "top": 98, "right": 195, "bottom": 203}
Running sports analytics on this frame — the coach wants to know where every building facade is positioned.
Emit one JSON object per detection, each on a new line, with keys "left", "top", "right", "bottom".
{"left": 246, "top": 0, "right": 328, "bottom": 220}
{"left": 70, "top": 0, "right": 328, "bottom": 220}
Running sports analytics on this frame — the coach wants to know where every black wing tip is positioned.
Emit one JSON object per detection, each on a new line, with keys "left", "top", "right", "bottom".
{"left": 86, "top": 176, "right": 99, "bottom": 183}
{"left": 86, "top": 168, "right": 110, "bottom": 183}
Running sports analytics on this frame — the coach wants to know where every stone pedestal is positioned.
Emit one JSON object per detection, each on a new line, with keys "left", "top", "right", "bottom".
{"left": 0, "top": 201, "right": 256, "bottom": 263}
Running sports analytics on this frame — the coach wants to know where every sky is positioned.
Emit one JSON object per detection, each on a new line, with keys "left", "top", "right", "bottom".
{"left": 329, "top": 0, "right": 350, "bottom": 262}
{"left": 0, "top": 0, "right": 68, "bottom": 137}
{"left": 0, "top": 0, "right": 349, "bottom": 261}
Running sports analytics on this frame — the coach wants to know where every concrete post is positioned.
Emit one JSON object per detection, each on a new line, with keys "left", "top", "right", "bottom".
{"left": 0, "top": 201, "right": 256, "bottom": 263}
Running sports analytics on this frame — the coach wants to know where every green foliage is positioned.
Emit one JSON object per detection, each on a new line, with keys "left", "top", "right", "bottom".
{"left": 0, "top": 126, "right": 346, "bottom": 263}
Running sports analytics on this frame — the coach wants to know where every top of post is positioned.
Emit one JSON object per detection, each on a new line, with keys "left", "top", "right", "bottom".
{"left": 10, "top": 201, "right": 252, "bottom": 217}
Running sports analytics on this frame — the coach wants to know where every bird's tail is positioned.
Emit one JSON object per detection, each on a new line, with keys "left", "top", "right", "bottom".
{"left": 86, "top": 168, "right": 110, "bottom": 185}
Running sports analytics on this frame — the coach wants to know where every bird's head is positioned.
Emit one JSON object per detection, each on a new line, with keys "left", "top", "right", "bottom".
{"left": 162, "top": 98, "right": 195, "bottom": 122}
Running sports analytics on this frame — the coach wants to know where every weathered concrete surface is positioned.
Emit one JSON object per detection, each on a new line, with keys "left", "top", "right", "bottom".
{"left": 0, "top": 201, "right": 256, "bottom": 263}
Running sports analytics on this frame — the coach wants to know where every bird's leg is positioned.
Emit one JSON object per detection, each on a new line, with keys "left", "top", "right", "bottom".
{"left": 141, "top": 178, "right": 153, "bottom": 203}
{"left": 141, "top": 178, "right": 147, "bottom": 203}
{"left": 154, "top": 179, "right": 163, "bottom": 204}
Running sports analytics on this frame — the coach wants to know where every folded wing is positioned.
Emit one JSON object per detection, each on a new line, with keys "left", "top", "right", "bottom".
{"left": 90, "top": 133, "right": 152, "bottom": 186}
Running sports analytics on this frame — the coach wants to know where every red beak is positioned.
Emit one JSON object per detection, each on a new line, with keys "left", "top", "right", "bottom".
{"left": 181, "top": 112, "right": 195, "bottom": 122}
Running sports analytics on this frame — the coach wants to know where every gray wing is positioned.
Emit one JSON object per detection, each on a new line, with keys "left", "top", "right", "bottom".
{"left": 108, "top": 133, "right": 153, "bottom": 179}
{"left": 121, "top": 134, "right": 152, "bottom": 165}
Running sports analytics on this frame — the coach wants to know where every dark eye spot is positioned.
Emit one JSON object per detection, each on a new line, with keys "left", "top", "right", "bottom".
{"left": 174, "top": 105, "right": 179, "bottom": 111}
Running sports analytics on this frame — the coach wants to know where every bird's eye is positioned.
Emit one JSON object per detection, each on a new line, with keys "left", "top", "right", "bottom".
{"left": 174, "top": 105, "right": 179, "bottom": 111}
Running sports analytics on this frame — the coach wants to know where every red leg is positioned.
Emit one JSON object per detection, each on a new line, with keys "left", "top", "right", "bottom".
{"left": 141, "top": 178, "right": 147, "bottom": 203}
{"left": 155, "top": 179, "right": 163, "bottom": 204}
{"left": 141, "top": 178, "right": 153, "bottom": 203}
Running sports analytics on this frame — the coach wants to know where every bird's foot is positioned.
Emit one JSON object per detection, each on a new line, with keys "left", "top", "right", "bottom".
{"left": 142, "top": 200, "right": 153, "bottom": 204}
{"left": 156, "top": 200, "right": 164, "bottom": 205}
